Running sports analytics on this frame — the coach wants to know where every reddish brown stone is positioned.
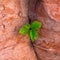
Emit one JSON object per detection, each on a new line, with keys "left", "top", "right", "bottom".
{"left": 0, "top": 0, "right": 37, "bottom": 60}
{"left": 43, "top": 0, "right": 60, "bottom": 22}
{"left": 33, "top": 0, "right": 60, "bottom": 60}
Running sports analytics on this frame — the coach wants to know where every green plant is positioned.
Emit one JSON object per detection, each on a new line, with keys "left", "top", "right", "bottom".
{"left": 19, "top": 21, "right": 42, "bottom": 42}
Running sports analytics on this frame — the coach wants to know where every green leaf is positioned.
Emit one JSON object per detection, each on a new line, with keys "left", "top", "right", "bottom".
{"left": 30, "top": 30, "right": 38, "bottom": 42}
{"left": 19, "top": 24, "right": 30, "bottom": 34}
{"left": 31, "top": 21, "right": 42, "bottom": 30}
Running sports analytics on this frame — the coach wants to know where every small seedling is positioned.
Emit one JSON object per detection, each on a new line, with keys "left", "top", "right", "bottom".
{"left": 19, "top": 21, "right": 42, "bottom": 42}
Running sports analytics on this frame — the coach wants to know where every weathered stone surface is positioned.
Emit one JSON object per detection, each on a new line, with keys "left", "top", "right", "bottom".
{"left": 0, "top": 0, "right": 37, "bottom": 60}
{"left": 29, "top": 0, "right": 60, "bottom": 60}
{"left": 43, "top": 0, "right": 60, "bottom": 22}
{"left": 0, "top": 0, "right": 60, "bottom": 60}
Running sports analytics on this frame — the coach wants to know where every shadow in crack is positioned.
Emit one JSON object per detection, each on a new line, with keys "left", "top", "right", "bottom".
{"left": 28, "top": 0, "right": 43, "bottom": 60}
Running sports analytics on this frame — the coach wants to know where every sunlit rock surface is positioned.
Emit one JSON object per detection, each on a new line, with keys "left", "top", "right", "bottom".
{"left": 0, "top": 0, "right": 37, "bottom": 60}
{"left": 0, "top": 0, "right": 60, "bottom": 60}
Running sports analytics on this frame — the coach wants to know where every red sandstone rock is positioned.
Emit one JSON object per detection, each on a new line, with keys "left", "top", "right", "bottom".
{"left": 43, "top": 0, "right": 60, "bottom": 22}
{"left": 0, "top": 0, "right": 37, "bottom": 60}
{"left": 29, "top": 0, "right": 60, "bottom": 60}
{"left": 0, "top": 0, "right": 60, "bottom": 60}
{"left": 33, "top": 0, "right": 60, "bottom": 60}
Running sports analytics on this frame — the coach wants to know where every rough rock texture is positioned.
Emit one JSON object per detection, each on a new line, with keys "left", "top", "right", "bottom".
{"left": 0, "top": 0, "right": 37, "bottom": 60}
{"left": 29, "top": 0, "right": 60, "bottom": 60}
{"left": 0, "top": 0, "right": 60, "bottom": 60}
{"left": 43, "top": 0, "right": 60, "bottom": 22}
